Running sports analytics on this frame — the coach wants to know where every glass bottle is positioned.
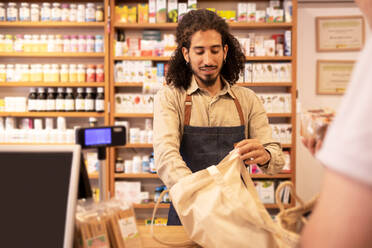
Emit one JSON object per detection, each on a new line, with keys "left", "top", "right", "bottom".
{"left": 94, "top": 35, "right": 104, "bottom": 52}
{"left": 75, "top": 87, "right": 85, "bottom": 111}
{"left": 77, "top": 4, "right": 85, "bottom": 22}
{"left": 21, "top": 64, "right": 30, "bottom": 82}
{"left": 65, "top": 87, "right": 75, "bottom": 112}
{"left": 95, "top": 87, "right": 104, "bottom": 112}
{"left": 46, "top": 87, "right": 56, "bottom": 112}
{"left": 37, "top": 87, "right": 47, "bottom": 112}
{"left": 56, "top": 87, "right": 65, "bottom": 112}
{"left": 85, "top": 3, "right": 95, "bottom": 22}
{"left": 78, "top": 35, "right": 86, "bottom": 52}
{"left": 28, "top": 88, "right": 37, "bottom": 112}
{"left": 95, "top": 5, "right": 104, "bottom": 22}
{"left": 85, "top": 87, "right": 95, "bottom": 112}
{"left": 30, "top": 4, "right": 40, "bottom": 22}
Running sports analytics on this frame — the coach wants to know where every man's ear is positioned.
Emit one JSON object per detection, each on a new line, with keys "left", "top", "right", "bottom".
{"left": 182, "top": 47, "right": 189, "bottom": 63}
{"left": 223, "top": 44, "right": 228, "bottom": 61}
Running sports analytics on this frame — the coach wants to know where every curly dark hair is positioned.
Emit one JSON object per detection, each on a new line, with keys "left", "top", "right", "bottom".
{"left": 166, "top": 9, "right": 246, "bottom": 90}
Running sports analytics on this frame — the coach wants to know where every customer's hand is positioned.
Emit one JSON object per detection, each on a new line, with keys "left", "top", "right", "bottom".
{"left": 301, "top": 137, "right": 323, "bottom": 156}
{"left": 235, "top": 139, "right": 271, "bottom": 165}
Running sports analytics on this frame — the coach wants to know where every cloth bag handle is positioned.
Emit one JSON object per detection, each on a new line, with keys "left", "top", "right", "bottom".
{"left": 275, "top": 181, "right": 305, "bottom": 213}
{"left": 150, "top": 189, "right": 195, "bottom": 247}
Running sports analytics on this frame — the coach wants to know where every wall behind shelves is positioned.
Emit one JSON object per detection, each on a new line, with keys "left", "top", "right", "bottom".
{"left": 296, "top": 2, "right": 370, "bottom": 201}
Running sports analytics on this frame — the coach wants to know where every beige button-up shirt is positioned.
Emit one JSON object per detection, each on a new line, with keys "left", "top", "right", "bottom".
{"left": 154, "top": 76, "right": 285, "bottom": 189}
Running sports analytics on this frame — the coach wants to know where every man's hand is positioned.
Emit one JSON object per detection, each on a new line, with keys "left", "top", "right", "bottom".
{"left": 301, "top": 137, "right": 323, "bottom": 156}
{"left": 235, "top": 139, "right": 271, "bottom": 165}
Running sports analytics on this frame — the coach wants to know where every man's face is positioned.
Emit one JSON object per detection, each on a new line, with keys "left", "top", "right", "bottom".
{"left": 182, "top": 29, "right": 228, "bottom": 87}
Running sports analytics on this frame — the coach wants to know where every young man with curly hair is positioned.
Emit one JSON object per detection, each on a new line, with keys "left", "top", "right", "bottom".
{"left": 153, "top": 9, "right": 285, "bottom": 225}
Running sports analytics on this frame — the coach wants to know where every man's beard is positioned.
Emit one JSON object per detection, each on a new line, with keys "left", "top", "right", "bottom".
{"left": 191, "top": 67, "right": 220, "bottom": 87}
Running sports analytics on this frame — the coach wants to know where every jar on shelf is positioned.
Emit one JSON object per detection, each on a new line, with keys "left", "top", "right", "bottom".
{"left": 47, "top": 34, "right": 55, "bottom": 52}
{"left": 31, "top": 34, "right": 40, "bottom": 52}
{"left": 0, "top": 3, "right": 5, "bottom": 21}
{"left": 69, "top": 4, "right": 77, "bottom": 22}
{"left": 69, "top": 64, "right": 77, "bottom": 82}
{"left": 51, "top": 64, "right": 60, "bottom": 82}
{"left": 77, "top": 4, "right": 85, "bottom": 22}
{"left": 85, "top": 3, "right": 95, "bottom": 22}
{"left": 61, "top": 3, "right": 69, "bottom": 22}
{"left": 94, "top": 35, "right": 104, "bottom": 52}
{"left": 24, "top": 34, "right": 32, "bottom": 52}
{"left": 86, "top": 35, "right": 95, "bottom": 52}
{"left": 30, "top": 64, "right": 43, "bottom": 82}
{"left": 77, "top": 64, "right": 86, "bottom": 82}
{"left": 51, "top": 3, "right": 61, "bottom": 21}
{"left": 86, "top": 64, "right": 96, "bottom": 82}
{"left": 60, "top": 64, "right": 69, "bottom": 82}
{"left": 96, "top": 64, "right": 104, "bottom": 82}
{"left": 0, "top": 35, "right": 4, "bottom": 52}
{"left": 21, "top": 64, "right": 29, "bottom": 82}
{"left": 20, "top": 2, "right": 31, "bottom": 21}
{"left": 55, "top": 34, "right": 63, "bottom": 52}
{"left": 70, "top": 35, "right": 78, "bottom": 52}
{"left": 63, "top": 35, "right": 71, "bottom": 52}
{"left": 40, "top": 34, "right": 48, "bottom": 52}
{"left": 14, "top": 64, "right": 22, "bottom": 82}
{"left": 6, "top": 64, "right": 15, "bottom": 82}
{"left": 14, "top": 34, "right": 24, "bottom": 52}
{"left": 41, "top": 3, "right": 51, "bottom": 21}
{"left": 7, "top": 2, "right": 18, "bottom": 22}
{"left": 95, "top": 5, "right": 104, "bottom": 22}
{"left": 43, "top": 64, "right": 51, "bottom": 82}
{"left": 115, "top": 157, "right": 124, "bottom": 173}
{"left": 78, "top": 35, "right": 86, "bottom": 52}
{"left": 4, "top": 34, "right": 13, "bottom": 52}
{"left": 0, "top": 64, "right": 6, "bottom": 82}
{"left": 30, "top": 4, "right": 40, "bottom": 22}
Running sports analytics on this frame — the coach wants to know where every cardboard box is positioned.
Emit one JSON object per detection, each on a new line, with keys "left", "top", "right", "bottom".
{"left": 168, "top": 0, "right": 178, "bottom": 22}
{"left": 156, "top": 0, "right": 167, "bottom": 23}
{"left": 115, "top": 5, "right": 128, "bottom": 23}
{"left": 149, "top": 0, "right": 156, "bottom": 23}
{"left": 178, "top": 3, "right": 187, "bottom": 22}
{"left": 138, "top": 3, "right": 149, "bottom": 23}
{"left": 237, "top": 3, "right": 248, "bottom": 22}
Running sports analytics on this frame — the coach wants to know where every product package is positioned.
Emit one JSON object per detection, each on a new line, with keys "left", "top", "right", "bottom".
{"left": 300, "top": 108, "right": 335, "bottom": 141}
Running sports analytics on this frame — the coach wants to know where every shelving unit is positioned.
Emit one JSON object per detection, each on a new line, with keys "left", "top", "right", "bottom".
{"left": 0, "top": 0, "right": 111, "bottom": 197}
{"left": 108, "top": 0, "right": 297, "bottom": 221}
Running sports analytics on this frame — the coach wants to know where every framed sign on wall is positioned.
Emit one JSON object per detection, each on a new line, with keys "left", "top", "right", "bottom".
{"left": 316, "top": 16, "right": 365, "bottom": 52}
{"left": 316, "top": 60, "right": 355, "bottom": 95}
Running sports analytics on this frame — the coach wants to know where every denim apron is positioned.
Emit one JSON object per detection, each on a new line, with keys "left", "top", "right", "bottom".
{"left": 167, "top": 92, "right": 246, "bottom": 225}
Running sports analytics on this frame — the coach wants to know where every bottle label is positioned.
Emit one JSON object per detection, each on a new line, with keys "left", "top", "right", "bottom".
{"left": 28, "top": 99, "right": 36, "bottom": 111}
{"left": 56, "top": 99, "right": 65, "bottom": 111}
{"left": 65, "top": 99, "right": 75, "bottom": 111}
{"left": 75, "top": 99, "right": 85, "bottom": 111}
{"left": 95, "top": 99, "right": 104, "bottom": 112}
{"left": 46, "top": 99, "right": 56, "bottom": 111}
{"left": 37, "top": 99, "right": 47, "bottom": 111}
{"left": 85, "top": 99, "right": 94, "bottom": 111}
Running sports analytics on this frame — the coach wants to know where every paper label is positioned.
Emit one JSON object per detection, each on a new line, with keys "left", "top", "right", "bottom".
{"left": 86, "top": 234, "right": 109, "bottom": 248}
{"left": 118, "top": 216, "right": 138, "bottom": 240}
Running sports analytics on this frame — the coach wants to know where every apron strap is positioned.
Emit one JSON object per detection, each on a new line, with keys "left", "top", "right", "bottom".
{"left": 184, "top": 91, "right": 245, "bottom": 126}
{"left": 184, "top": 94, "right": 192, "bottom": 126}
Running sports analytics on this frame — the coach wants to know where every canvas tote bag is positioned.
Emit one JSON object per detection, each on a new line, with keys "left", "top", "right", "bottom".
{"left": 152, "top": 149, "right": 299, "bottom": 248}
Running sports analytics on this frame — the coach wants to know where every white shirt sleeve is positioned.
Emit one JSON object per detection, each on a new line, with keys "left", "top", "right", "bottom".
{"left": 316, "top": 36, "right": 372, "bottom": 187}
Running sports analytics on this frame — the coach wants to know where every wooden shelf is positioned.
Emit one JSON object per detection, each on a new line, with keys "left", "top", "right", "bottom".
{"left": 133, "top": 203, "right": 170, "bottom": 209}
{"left": 115, "top": 82, "right": 144, "bottom": 87}
{"left": 0, "top": 112, "right": 105, "bottom": 117}
{"left": 264, "top": 203, "right": 291, "bottom": 209}
{"left": 237, "top": 82, "right": 292, "bottom": 87}
{"left": 114, "top": 113, "right": 153, "bottom": 118}
{"left": 118, "top": 143, "right": 153, "bottom": 148}
{"left": 267, "top": 113, "right": 292, "bottom": 118}
{"left": 115, "top": 173, "right": 158, "bottom": 179}
{"left": 0, "top": 143, "right": 73, "bottom": 145}
{"left": 115, "top": 173, "right": 292, "bottom": 179}
{"left": 246, "top": 56, "right": 293, "bottom": 61}
{"left": 0, "top": 82, "right": 106, "bottom": 87}
{"left": 0, "top": 21, "right": 105, "bottom": 28}
{"left": 282, "top": 144, "right": 292, "bottom": 148}
{"left": 0, "top": 52, "right": 105, "bottom": 58}
{"left": 113, "top": 22, "right": 292, "bottom": 29}
{"left": 114, "top": 56, "right": 171, "bottom": 61}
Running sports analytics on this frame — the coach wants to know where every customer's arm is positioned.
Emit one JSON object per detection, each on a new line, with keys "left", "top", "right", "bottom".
{"left": 300, "top": 168, "right": 372, "bottom": 248}
{"left": 153, "top": 87, "right": 192, "bottom": 189}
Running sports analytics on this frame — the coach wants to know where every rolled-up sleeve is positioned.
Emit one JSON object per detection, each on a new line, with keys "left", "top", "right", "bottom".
{"left": 153, "top": 87, "right": 193, "bottom": 189}
{"left": 247, "top": 93, "right": 285, "bottom": 174}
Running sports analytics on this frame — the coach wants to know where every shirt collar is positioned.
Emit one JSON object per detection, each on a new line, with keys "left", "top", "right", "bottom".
{"left": 186, "top": 75, "right": 236, "bottom": 99}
